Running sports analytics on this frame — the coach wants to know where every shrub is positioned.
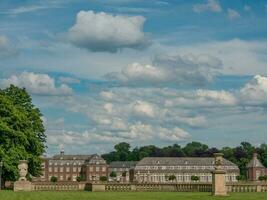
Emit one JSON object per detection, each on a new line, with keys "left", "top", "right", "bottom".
{"left": 236, "top": 175, "right": 246, "bottom": 181}
{"left": 110, "top": 171, "right": 117, "bottom": 178}
{"left": 258, "top": 175, "right": 267, "bottom": 181}
{"left": 76, "top": 176, "right": 86, "bottom": 182}
{"left": 191, "top": 175, "right": 200, "bottom": 182}
{"left": 168, "top": 175, "right": 176, "bottom": 181}
{"left": 50, "top": 176, "right": 58, "bottom": 182}
{"left": 100, "top": 176, "right": 107, "bottom": 182}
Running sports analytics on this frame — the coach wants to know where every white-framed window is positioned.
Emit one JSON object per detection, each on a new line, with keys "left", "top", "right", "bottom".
{"left": 49, "top": 167, "right": 52, "bottom": 172}
{"left": 60, "top": 167, "right": 63, "bottom": 172}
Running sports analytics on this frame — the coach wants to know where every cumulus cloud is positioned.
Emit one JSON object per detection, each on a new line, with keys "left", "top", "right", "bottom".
{"left": 227, "top": 9, "right": 241, "bottom": 20}
{"left": 67, "top": 10, "right": 149, "bottom": 52}
{"left": 165, "top": 89, "right": 237, "bottom": 108}
{"left": 0, "top": 35, "right": 17, "bottom": 58}
{"left": 244, "top": 5, "right": 251, "bottom": 12}
{"left": 0, "top": 72, "right": 73, "bottom": 96}
{"left": 239, "top": 75, "right": 267, "bottom": 105}
{"left": 193, "top": 0, "right": 222, "bottom": 13}
{"left": 132, "top": 100, "right": 155, "bottom": 118}
{"left": 106, "top": 53, "right": 222, "bottom": 86}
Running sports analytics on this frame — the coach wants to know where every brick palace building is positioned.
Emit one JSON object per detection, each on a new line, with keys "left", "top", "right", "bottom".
{"left": 36, "top": 150, "right": 107, "bottom": 182}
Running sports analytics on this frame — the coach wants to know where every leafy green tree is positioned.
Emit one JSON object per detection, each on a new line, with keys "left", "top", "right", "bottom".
{"left": 168, "top": 175, "right": 176, "bottom": 182}
{"left": 50, "top": 176, "right": 57, "bottom": 182}
{"left": 110, "top": 171, "right": 117, "bottom": 178}
{"left": 0, "top": 85, "right": 46, "bottom": 182}
{"left": 191, "top": 175, "right": 200, "bottom": 182}
{"left": 183, "top": 142, "right": 209, "bottom": 157}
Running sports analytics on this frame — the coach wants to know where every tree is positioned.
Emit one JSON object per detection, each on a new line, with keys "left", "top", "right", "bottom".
{"left": 183, "top": 142, "right": 209, "bottom": 157}
{"left": 0, "top": 85, "right": 46, "bottom": 182}
{"left": 110, "top": 171, "right": 117, "bottom": 178}
{"left": 50, "top": 176, "right": 57, "bottom": 182}
{"left": 168, "top": 175, "right": 176, "bottom": 182}
{"left": 100, "top": 176, "right": 107, "bottom": 182}
{"left": 191, "top": 175, "right": 200, "bottom": 182}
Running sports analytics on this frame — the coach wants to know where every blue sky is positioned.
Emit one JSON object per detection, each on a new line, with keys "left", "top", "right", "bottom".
{"left": 1, "top": 0, "right": 267, "bottom": 155}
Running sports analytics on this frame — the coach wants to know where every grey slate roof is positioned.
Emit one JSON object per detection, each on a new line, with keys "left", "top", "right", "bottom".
{"left": 136, "top": 157, "right": 237, "bottom": 167}
{"left": 109, "top": 161, "right": 138, "bottom": 168}
{"left": 52, "top": 154, "right": 92, "bottom": 160}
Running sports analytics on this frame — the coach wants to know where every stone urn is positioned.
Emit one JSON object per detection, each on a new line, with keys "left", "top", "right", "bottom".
{"left": 18, "top": 160, "right": 28, "bottom": 181}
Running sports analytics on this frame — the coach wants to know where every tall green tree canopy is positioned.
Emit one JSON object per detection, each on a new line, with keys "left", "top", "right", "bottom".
{"left": 0, "top": 85, "right": 46, "bottom": 181}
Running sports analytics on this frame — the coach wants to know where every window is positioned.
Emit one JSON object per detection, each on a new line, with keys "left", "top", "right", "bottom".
{"left": 102, "top": 167, "right": 106, "bottom": 172}
{"left": 60, "top": 167, "right": 63, "bottom": 172}
{"left": 89, "top": 167, "right": 93, "bottom": 172}
{"left": 60, "top": 175, "right": 63, "bottom": 181}
{"left": 96, "top": 167, "right": 99, "bottom": 172}
{"left": 49, "top": 167, "right": 52, "bottom": 172}
{"left": 66, "top": 167, "right": 70, "bottom": 172}
{"left": 73, "top": 167, "right": 77, "bottom": 172}
{"left": 54, "top": 167, "right": 58, "bottom": 172}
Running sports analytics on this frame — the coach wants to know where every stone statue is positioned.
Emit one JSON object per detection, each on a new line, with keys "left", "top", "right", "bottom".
{"left": 214, "top": 153, "right": 223, "bottom": 170}
{"left": 14, "top": 160, "right": 32, "bottom": 191}
{"left": 18, "top": 160, "right": 28, "bottom": 181}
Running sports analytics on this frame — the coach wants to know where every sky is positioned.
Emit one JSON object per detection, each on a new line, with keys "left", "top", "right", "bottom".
{"left": 1, "top": 0, "right": 267, "bottom": 156}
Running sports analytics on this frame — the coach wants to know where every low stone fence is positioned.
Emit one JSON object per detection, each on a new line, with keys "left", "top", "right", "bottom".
{"left": 227, "top": 182, "right": 267, "bottom": 192}
{"left": 93, "top": 183, "right": 212, "bottom": 192}
{"left": 32, "top": 182, "right": 90, "bottom": 191}
{"left": 30, "top": 182, "right": 267, "bottom": 192}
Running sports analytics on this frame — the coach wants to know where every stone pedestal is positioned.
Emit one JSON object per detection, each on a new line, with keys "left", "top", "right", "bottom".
{"left": 14, "top": 180, "right": 32, "bottom": 192}
{"left": 91, "top": 183, "right": 106, "bottom": 192}
{"left": 212, "top": 170, "right": 227, "bottom": 196}
{"left": 212, "top": 153, "right": 228, "bottom": 196}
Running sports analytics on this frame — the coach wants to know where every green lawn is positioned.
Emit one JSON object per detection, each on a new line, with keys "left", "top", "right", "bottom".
{"left": 0, "top": 191, "right": 266, "bottom": 200}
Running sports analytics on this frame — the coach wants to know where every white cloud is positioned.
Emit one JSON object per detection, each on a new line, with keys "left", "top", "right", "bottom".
{"left": 133, "top": 100, "right": 155, "bottom": 118}
{"left": 193, "top": 0, "right": 222, "bottom": 13}
{"left": 0, "top": 72, "right": 73, "bottom": 96}
{"left": 165, "top": 90, "right": 237, "bottom": 108}
{"left": 67, "top": 10, "right": 149, "bottom": 52}
{"left": 106, "top": 53, "right": 222, "bottom": 86}
{"left": 0, "top": 35, "right": 17, "bottom": 58}
{"left": 239, "top": 75, "right": 267, "bottom": 105}
{"left": 244, "top": 5, "right": 251, "bottom": 12}
{"left": 58, "top": 76, "right": 81, "bottom": 84}
{"left": 227, "top": 9, "right": 241, "bottom": 20}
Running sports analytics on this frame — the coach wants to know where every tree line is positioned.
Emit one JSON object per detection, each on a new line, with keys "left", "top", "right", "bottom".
{"left": 102, "top": 142, "right": 267, "bottom": 177}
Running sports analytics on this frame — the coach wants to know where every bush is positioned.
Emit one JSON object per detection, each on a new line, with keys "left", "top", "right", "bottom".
{"left": 236, "top": 175, "right": 246, "bottom": 181}
{"left": 191, "top": 175, "right": 200, "bottom": 182}
{"left": 76, "top": 176, "right": 86, "bottom": 182}
{"left": 50, "top": 176, "right": 58, "bottom": 182}
{"left": 258, "top": 175, "right": 267, "bottom": 181}
{"left": 110, "top": 171, "right": 117, "bottom": 178}
{"left": 100, "top": 176, "right": 107, "bottom": 182}
{"left": 168, "top": 175, "right": 176, "bottom": 181}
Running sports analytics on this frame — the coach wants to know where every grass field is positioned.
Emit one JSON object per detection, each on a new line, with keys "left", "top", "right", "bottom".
{"left": 0, "top": 191, "right": 266, "bottom": 200}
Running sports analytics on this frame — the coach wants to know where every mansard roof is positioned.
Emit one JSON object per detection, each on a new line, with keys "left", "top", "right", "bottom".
{"left": 136, "top": 157, "right": 237, "bottom": 167}
{"left": 109, "top": 161, "right": 138, "bottom": 168}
